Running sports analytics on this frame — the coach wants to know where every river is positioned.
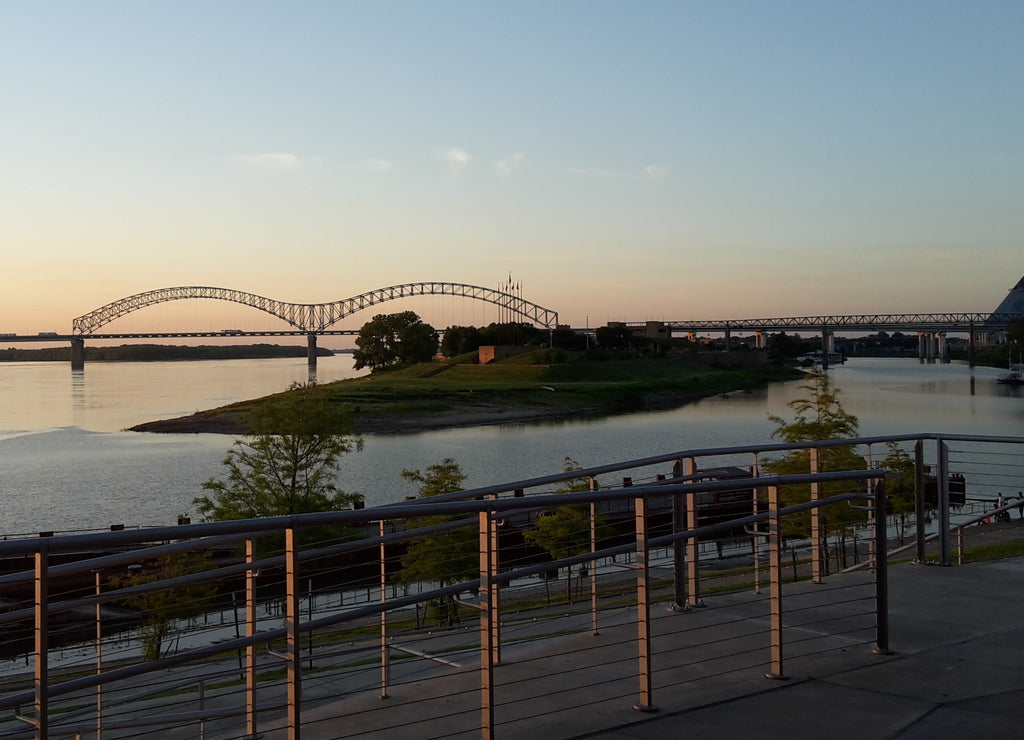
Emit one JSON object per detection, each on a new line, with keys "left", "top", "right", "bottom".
{"left": 1, "top": 355, "right": 1021, "bottom": 536}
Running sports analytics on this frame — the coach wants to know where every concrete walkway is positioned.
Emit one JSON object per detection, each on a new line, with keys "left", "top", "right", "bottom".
{"left": 30, "top": 526, "right": 1021, "bottom": 740}
{"left": 246, "top": 537, "right": 1024, "bottom": 740}
{"left": 580, "top": 558, "right": 1024, "bottom": 740}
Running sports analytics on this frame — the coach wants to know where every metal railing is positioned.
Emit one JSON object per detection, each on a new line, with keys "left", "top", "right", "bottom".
{"left": 1, "top": 433, "right": 1023, "bottom": 739}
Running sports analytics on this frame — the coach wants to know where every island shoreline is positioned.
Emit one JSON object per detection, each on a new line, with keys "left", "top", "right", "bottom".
{"left": 127, "top": 386, "right": 769, "bottom": 437}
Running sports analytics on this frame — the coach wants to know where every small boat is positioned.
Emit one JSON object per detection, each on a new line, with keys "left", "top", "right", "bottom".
{"left": 997, "top": 363, "right": 1024, "bottom": 385}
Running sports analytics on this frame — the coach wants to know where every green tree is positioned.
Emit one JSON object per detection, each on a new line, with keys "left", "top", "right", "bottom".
{"left": 398, "top": 458, "right": 477, "bottom": 627}
{"left": 194, "top": 382, "right": 363, "bottom": 527}
{"left": 524, "top": 458, "right": 610, "bottom": 603}
{"left": 766, "top": 331, "right": 808, "bottom": 362}
{"left": 441, "top": 325, "right": 482, "bottom": 356}
{"left": 1007, "top": 321, "right": 1024, "bottom": 350}
{"left": 594, "top": 324, "right": 636, "bottom": 350}
{"left": 111, "top": 551, "right": 216, "bottom": 661}
{"left": 880, "top": 442, "right": 916, "bottom": 545}
{"left": 764, "top": 367, "right": 866, "bottom": 570}
{"left": 353, "top": 311, "right": 438, "bottom": 371}
{"left": 550, "top": 326, "right": 587, "bottom": 350}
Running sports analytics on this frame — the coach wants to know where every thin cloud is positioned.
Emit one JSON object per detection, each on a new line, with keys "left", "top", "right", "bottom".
{"left": 366, "top": 158, "right": 394, "bottom": 173}
{"left": 232, "top": 153, "right": 322, "bottom": 172}
{"left": 496, "top": 151, "right": 525, "bottom": 177}
{"left": 644, "top": 164, "right": 669, "bottom": 182}
{"left": 442, "top": 147, "right": 471, "bottom": 173}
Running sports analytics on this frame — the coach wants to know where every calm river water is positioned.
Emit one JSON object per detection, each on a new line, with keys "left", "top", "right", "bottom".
{"left": 1, "top": 355, "right": 1022, "bottom": 536}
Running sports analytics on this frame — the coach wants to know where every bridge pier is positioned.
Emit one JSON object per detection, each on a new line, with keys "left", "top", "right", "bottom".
{"left": 820, "top": 328, "right": 831, "bottom": 369}
{"left": 918, "top": 332, "right": 942, "bottom": 363}
{"left": 70, "top": 338, "right": 85, "bottom": 371}
{"left": 307, "top": 335, "right": 318, "bottom": 369}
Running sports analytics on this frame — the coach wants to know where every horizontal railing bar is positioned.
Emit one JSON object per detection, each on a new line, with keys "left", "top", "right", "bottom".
{"left": 37, "top": 700, "right": 289, "bottom": 737}
{"left": 0, "top": 469, "right": 887, "bottom": 558}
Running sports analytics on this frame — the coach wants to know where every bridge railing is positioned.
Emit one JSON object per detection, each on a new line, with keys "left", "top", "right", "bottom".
{"left": 1, "top": 433, "right": 1023, "bottom": 738}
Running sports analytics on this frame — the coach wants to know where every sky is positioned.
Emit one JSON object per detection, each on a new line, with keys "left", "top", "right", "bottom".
{"left": 2, "top": 0, "right": 1023, "bottom": 335}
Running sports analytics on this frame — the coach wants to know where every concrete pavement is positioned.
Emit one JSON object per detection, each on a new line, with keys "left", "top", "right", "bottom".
{"left": 251, "top": 539, "right": 1024, "bottom": 740}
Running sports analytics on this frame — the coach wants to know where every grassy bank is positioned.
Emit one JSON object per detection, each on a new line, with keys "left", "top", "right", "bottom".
{"left": 131, "top": 351, "right": 802, "bottom": 434}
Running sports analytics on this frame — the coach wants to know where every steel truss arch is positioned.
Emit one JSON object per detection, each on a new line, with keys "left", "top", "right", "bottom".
{"left": 72, "top": 283, "right": 560, "bottom": 335}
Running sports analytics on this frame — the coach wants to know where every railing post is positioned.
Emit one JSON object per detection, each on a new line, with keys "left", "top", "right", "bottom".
{"left": 285, "top": 527, "right": 301, "bottom": 739}
{"left": 865, "top": 444, "right": 875, "bottom": 571}
{"left": 488, "top": 494, "right": 502, "bottom": 666}
{"left": 380, "top": 521, "right": 390, "bottom": 698}
{"left": 872, "top": 481, "right": 892, "bottom": 655}
{"left": 633, "top": 494, "right": 655, "bottom": 712}
{"left": 35, "top": 547, "right": 49, "bottom": 739}
{"left": 684, "top": 457, "right": 703, "bottom": 608}
{"left": 914, "top": 441, "right": 927, "bottom": 563}
{"left": 809, "top": 447, "right": 822, "bottom": 582}
{"left": 94, "top": 569, "right": 103, "bottom": 740}
{"left": 766, "top": 485, "right": 786, "bottom": 680}
{"left": 937, "top": 440, "right": 952, "bottom": 566}
{"left": 751, "top": 453, "right": 761, "bottom": 595}
{"left": 670, "top": 459, "right": 687, "bottom": 611}
{"left": 245, "top": 538, "right": 258, "bottom": 739}
{"left": 479, "top": 510, "right": 495, "bottom": 739}
{"left": 199, "top": 678, "right": 206, "bottom": 740}
{"left": 589, "top": 477, "right": 600, "bottom": 636}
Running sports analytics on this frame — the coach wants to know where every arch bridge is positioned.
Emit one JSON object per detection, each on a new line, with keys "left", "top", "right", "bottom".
{"left": 68, "top": 282, "right": 560, "bottom": 370}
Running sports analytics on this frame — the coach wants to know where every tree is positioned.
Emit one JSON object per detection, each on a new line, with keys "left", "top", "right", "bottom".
{"left": 441, "top": 325, "right": 482, "bottom": 356}
{"left": 550, "top": 326, "right": 587, "bottom": 351}
{"left": 766, "top": 331, "right": 808, "bottom": 361}
{"left": 353, "top": 311, "right": 438, "bottom": 371}
{"left": 594, "top": 324, "right": 636, "bottom": 350}
{"left": 764, "top": 367, "right": 866, "bottom": 570}
{"left": 194, "top": 382, "right": 363, "bottom": 527}
{"left": 524, "top": 458, "right": 610, "bottom": 603}
{"left": 1007, "top": 321, "right": 1024, "bottom": 349}
{"left": 397, "top": 458, "right": 477, "bottom": 627}
{"left": 879, "top": 442, "right": 916, "bottom": 545}
{"left": 111, "top": 551, "right": 216, "bottom": 661}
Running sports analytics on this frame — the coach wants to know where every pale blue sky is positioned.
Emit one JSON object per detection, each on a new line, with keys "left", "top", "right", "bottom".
{"left": 2, "top": 1, "right": 1022, "bottom": 332}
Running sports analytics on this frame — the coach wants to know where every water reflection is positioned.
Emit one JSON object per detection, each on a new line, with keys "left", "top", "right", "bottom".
{"left": 71, "top": 368, "right": 86, "bottom": 424}
{"left": 2, "top": 356, "right": 1024, "bottom": 532}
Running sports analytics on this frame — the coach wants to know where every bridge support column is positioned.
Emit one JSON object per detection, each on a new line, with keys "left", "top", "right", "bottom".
{"left": 307, "top": 335, "right": 317, "bottom": 369}
{"left": 969, "top": 322, "right": 976, "bottom": 367}
{"left": 723, "top": 324, "right": 731, "bottom": 352}
{"left": 917, "top": 332, "right": 927, "bottom": 362}
{"left": 820, "top": 328, "right": 830, "bottom": 369}
{"left": 754, "top": 331, "right": 764, "bottom": 350}
{"left": 71, "top": 338, "right": 85, "bottom": 371}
